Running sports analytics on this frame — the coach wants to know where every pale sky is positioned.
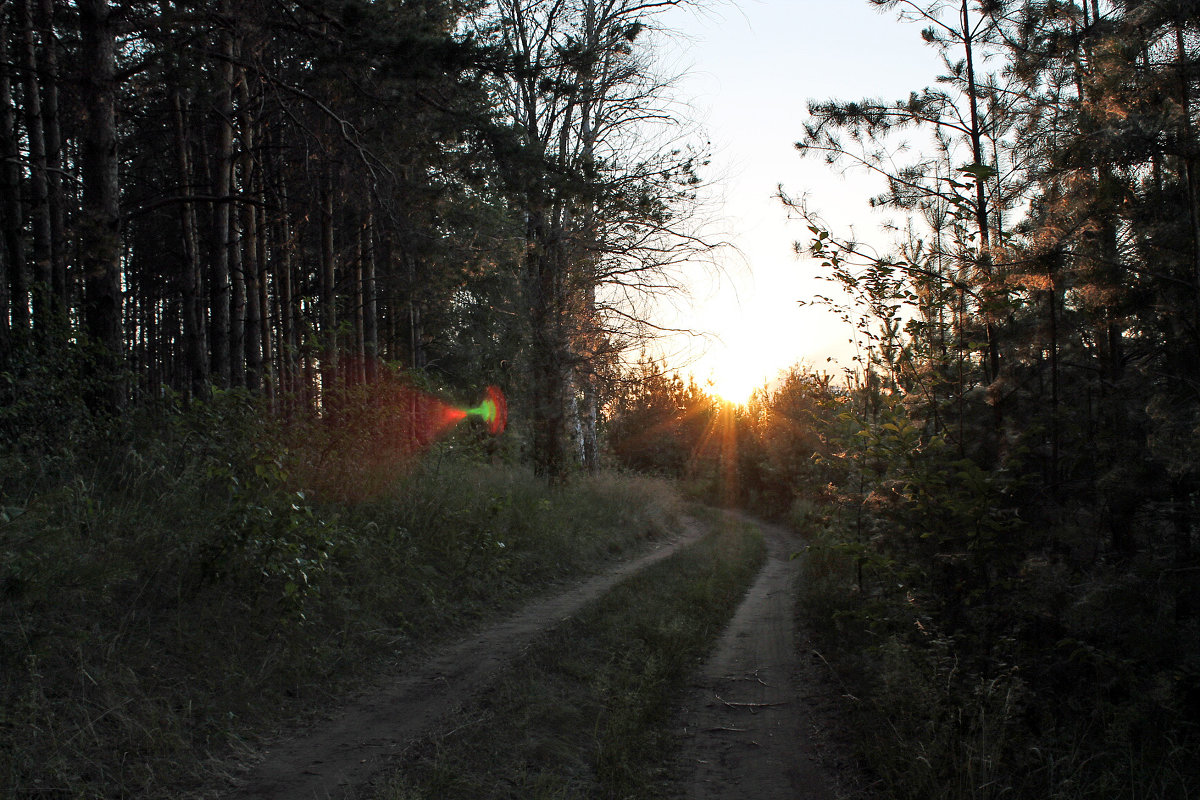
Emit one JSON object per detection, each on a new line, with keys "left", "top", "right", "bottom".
{"left": 654, "top": 0, "right": 948, "bottom": 402}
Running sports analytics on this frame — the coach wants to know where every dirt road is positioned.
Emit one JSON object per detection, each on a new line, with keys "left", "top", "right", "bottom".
{"left": 673, "top": 513, "right": 847, "bottom": 800}
{"left": 221, "top": 523, "right": 703, "bottom": 800}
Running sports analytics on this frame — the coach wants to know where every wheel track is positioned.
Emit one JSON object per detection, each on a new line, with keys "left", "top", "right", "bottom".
{"left": 220, "top": 521, "right": 705, "bottom": 800}
{"left": 674, "top": 512, "right": 842, "bottom": 800}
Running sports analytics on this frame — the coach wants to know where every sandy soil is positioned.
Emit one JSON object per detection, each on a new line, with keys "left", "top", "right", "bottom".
{"left": 219, "top": 523, "right": 704, "bottom": 800}
{"left": 672, "top": 513, "right": 869, "bottom": 800}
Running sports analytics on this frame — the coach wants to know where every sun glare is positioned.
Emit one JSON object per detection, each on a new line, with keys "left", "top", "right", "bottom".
{"left": 709, "top": 355, "right": 768, "bottom": 407}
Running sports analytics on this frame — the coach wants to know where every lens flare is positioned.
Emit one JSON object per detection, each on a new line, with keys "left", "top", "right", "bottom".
{"left": 441, "top": 405, "right": 468, "bottom": 426}
{"left": 464, "top": 385, "right": 507, "bottom": 435}
{"left": 402, "top": 386, "right": 507, "bottom": 443}
{"left": 297, "top": 365, "right": 510, "bottom": 504}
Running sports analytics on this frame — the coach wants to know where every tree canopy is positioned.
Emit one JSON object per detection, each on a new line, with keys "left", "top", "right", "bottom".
{"left": 0, "top": 0, "right": 708, "bottom": 480}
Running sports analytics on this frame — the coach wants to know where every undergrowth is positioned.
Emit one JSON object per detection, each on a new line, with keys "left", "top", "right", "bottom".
{"left": 798, "top": 522, "right": 1200, "bottom": 800}
{"left": 372, "top": 515, "right": 767, "bottom": 800}
{"left": 0, "top": 391, "right": 682, "bottom": 799}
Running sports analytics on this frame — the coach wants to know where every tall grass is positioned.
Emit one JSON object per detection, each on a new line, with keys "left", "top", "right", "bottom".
{"left": 0, "top": 393, "right": 683, "bottom": 799}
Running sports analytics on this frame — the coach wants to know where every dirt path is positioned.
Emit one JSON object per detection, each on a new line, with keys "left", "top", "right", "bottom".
{"left": 220, "top": 523, "right": 704, "bottom": 800}
{"left": 673, "top": 513, "right": 852, "bottom": 800}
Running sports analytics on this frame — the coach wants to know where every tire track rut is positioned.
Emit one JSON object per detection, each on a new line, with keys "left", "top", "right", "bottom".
{"left": 222, "top": 522, "right": 704, "bottom": 800}
{"left": 674, "top": 513, "right": 843, "bottom": 800}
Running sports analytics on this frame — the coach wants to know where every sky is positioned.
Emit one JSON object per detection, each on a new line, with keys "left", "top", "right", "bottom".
{"left": 651, "top": 0, "right": 949, "bottom": 403}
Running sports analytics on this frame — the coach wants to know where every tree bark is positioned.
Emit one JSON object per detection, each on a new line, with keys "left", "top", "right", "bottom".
{"left": 37, "top": 0, "right": 64, "bottom": 318}
{"left": 277, "top": 166, "right": 297, "bottom": 397}
{"left": 229, "top": 187, "right": 245, "bottom": 388}
{"left": 171, "top": 87, "right": 209, "bottom": 398}
{"left": 236, "top": 57, "right": 262, "bottom": 392}
{"left": 320, "top": 174, "right": 338, "bottom": 396}
{"left": 210, "top": 1, "right": 234, "bottom": 387}
{"left": 351, "top": 220, "right": 365, "bottom": 386}
{"left": 257, "top": 197, "right": 270, "bottom": 398}
{"left": 364, "top": 208, "right": 378, "bottom": 382}
{"left": 78, "top": 0, "right": 124, "bottom": 405}
{"left": 18, "top": 0, "right": 51, "bottom": 338}
{"left": 405, "top": 251, "right": 424, "bottom": 370}
{"left": 0, "top": 10, "right": 27, "bottom": 347}
{"left": 527, "top": 209, "right": 568, "bottom": 481}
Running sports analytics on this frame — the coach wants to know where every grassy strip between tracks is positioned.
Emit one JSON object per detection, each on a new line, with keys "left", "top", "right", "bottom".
{"left": 370, "top": 512, "right": 767, "bottom": 800}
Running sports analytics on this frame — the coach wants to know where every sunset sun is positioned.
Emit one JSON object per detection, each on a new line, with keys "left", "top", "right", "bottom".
{"left": 709, "top": 351, "right": 770, "bottom": 406}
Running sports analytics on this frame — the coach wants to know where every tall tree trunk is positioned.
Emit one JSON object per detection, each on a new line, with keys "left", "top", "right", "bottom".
{"left": 406, "top": 251, "right": 424, "bottom": 370}
{"left": 210, "top": 2, "right": 234, "bottom": 387}
{"left": 257, "top": 198, "right": 270, "bottom": 398}
{"left": 238, "top": 60, "right": 262, "bottom": 392}
{"left": 1174, "top": 20, "right": 1200, "bottom": 338}
{"left": 277, "top": 167, "right": 297, "bottom": 397}
{"left": 172, "top": 87, "right": 208, "bottom": 398}
{"left": 229, "top": 192, "right": 245, "bottom": 388}
{"left": 576, "top": 1, "right": 600, "bottom": 473}
{"left": 37, "top": 0, "right": 64, "bottom": 319}
{"left": 961, "top": 1, "right": 995, "bottom": 370}
{"left": 1048, "top": 270, "right": 1060, "bottom": 495}
{"left": 363, "top": 208, "right": 378, "bottom": 382}
{"left": 352, "top": 219, "right": 365, "bottom": 386}
{"left": 0, "top": 10, "right": 27, "bottom": 347}
{"left": 18, "top": 0, "right": 51, "bottom": 339}
{"left": 146, "top": 294, "right": 160, "bottom": 392}
{"left": 527, "top": 208, "right": 567, "bottom": 482}
{"left": 960, "top": 0, "right": 1003, "bottom": 462}
{"left": 78, "top": 0, "right": 124, "bottom": 405}
{"left": 320, "top": 174, "right": 338, "bottom": 396}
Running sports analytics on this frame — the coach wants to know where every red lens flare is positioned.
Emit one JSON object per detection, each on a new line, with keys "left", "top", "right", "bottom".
{"left": 397, "top": 383, "right": 508, "bottom": 443}
{"left": 295, "top": 362, "right": 509, "bottom": 503}
{"left": 482, "top": 385, "right": 507, "bottom": 435}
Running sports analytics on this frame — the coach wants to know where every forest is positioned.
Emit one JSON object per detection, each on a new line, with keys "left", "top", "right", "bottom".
{"left": 1, "top": 0, "right": 1197, "bottom": 798}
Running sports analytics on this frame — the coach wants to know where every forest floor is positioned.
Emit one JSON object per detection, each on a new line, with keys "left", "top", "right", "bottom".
{"left": 214, "top": 513, "right": 868, "bottom": 800}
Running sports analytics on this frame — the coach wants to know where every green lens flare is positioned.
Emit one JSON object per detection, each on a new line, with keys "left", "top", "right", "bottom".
{"left": 466, "top": 399, "right": 497, "bottom": 424}
{"left": 467, "top": 386, "right": 506, "bottom": 434}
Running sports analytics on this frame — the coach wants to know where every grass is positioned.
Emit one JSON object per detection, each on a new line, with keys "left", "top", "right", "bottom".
{"left": 0, "top": 395, "right": 686, "bottom": 799}
{"left": 370, "top": 513, "right": 767, "bottom": 800}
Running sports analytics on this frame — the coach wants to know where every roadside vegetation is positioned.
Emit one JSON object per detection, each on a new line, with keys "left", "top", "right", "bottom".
{"left": 0, "top": 385, "right": 683, "bottom": 799}
{"left": 370, "top": 513, "right": 766, "bottom": 800}
{"left": 602, "top": 0, "right": 1200, "bottom": 794}
{"left": 609, "top": 363, "right": 1200, "bottom": 800}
